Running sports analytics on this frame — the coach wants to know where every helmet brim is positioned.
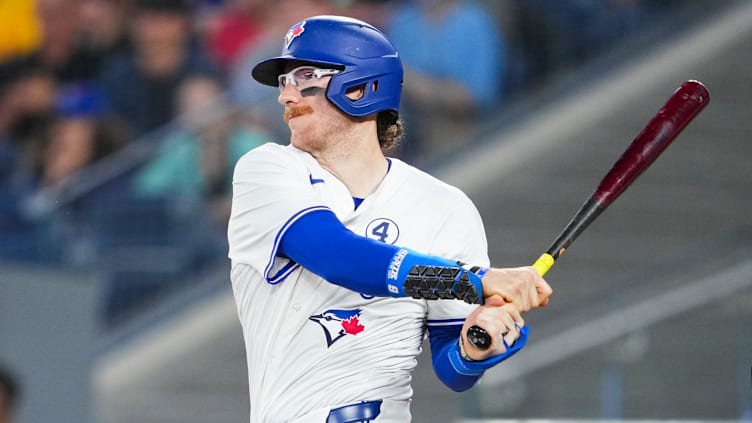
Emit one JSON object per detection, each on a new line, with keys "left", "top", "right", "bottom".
{"left": 251, "top": 56, "right": 346, "bottom": 87}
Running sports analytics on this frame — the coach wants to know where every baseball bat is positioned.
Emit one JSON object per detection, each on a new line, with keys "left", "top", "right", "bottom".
{"left": 466, "top": 80, "right": 710, "bottom": 351}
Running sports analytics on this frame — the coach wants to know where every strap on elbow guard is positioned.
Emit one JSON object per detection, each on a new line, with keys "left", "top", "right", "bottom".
{"left": 386, "top": 248, "right": 485, "bottom": 304}
{"left": 403, "top": 264, "right": 485, "bottom": 305}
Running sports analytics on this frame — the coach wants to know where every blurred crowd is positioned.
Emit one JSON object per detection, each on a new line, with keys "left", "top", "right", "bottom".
{"left": 0, "top": 0, "right": 681, "bottom": 324}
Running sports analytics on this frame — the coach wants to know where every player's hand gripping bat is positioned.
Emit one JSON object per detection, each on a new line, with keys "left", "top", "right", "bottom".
{"left": 466, "top": 80, "right": 711, "bottom": 351}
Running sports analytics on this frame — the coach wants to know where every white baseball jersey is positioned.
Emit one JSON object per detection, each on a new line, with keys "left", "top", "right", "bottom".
{"left": 228, "top": 143, "right": 489, "bottom": 422}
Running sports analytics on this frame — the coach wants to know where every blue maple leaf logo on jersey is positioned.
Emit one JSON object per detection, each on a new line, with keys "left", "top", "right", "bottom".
{"left": 309, "top": 308, "right": 365, "bottom": 348}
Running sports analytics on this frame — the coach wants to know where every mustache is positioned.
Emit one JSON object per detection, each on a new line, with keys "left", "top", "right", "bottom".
{"left": 283, "top": 105, "right": 314, "bottom": 123}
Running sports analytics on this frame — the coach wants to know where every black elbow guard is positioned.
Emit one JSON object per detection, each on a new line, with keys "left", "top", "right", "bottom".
{"left": 402, "top": 264, "right": 484, "bottom": 305}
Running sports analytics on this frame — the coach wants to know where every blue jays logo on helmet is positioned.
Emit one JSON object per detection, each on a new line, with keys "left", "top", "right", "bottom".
{"left": 309, "top": 308, "right": 365, "bottom": 347}
{"left": 284, "top": 21, "right": 305, "bottom": 49}
{"left": 251, "top": 15, "right": 403, "bottom": 118}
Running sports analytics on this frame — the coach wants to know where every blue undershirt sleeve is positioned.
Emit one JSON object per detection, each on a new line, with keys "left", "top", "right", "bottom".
{"left": 429, "top": 323, "right": 530, "bottom": 392}
{"left": 278, "top": 208, "right": 405, "bottom": 297}
{"left": 428, "top": 324, "right": 481, "bottom": 392}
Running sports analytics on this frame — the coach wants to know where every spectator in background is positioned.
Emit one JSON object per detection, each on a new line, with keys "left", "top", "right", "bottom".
{"left": 385, "top": 0, "right": 506, "bottom": 159}
{"left": 477, "top": 0, "right": 538, "bottom": 95}
{"left": 0, "top": 0, "right": 42, "bottom": 64}
{"left": 76, "top": 0, "right": 133, "bottom": 78}
{"left": 34, "top": 0, "right": 104, "bottom": 83}
{"left": 132, "top": 74, "right": 266, "bottom": 228}
{"left": 35, "top": 83, "right": 130, "bottom": 190}
{"left": 499, "top": 0, "right": 566, "bottom": 86}
{"left": 0, "top": 62, "right": 57, "bottom": 184}
{"left": 0, "top": 364, "right": 20, "bottom": 423}
{"left": 99, "top": 0, "right": 220, "bottom": 137}
{"left": 1, "top": 0, "right": 130, "bottom": 87}
{"left": 568, "top": 0, "right": 655, "bottom": 60}
{"left": 0, "top": 61, "right": 57, "bottom": 260}
{"left": 520, "top": 0, "right": 655, "bottom": 70}
{"left": 202, "top": 0, "right": 267, "bottom": 72}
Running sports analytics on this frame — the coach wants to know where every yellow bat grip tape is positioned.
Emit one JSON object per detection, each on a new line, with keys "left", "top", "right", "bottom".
{"left": 532, "top": 253, "right": 555, "bottom": 276}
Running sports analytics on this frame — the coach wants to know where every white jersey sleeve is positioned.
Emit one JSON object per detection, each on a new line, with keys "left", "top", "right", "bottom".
{"left": 228, "top": 143, "right": 330, "bottom": 283}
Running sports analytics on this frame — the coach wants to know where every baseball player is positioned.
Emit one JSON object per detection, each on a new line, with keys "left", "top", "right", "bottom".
{"left": 228, "top": 15, "right": 552, "bottom": 423}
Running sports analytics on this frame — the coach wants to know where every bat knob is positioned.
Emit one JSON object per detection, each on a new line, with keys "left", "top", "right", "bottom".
{"left": 466, "top": 325, "right": 492, "bottom": 350}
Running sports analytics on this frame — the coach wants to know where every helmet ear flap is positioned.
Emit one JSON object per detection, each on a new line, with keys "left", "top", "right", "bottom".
{"left": 327, "top": 62, "right": 403, "bottom": 117}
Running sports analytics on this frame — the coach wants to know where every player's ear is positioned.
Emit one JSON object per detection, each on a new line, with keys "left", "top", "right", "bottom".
{"left": 345, "top": 84, "right": 366, "bottom": 101}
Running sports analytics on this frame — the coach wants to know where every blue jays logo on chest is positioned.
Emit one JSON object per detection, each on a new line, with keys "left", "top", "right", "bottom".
{"left": 309, "top": 308, "right": 365, "bottom": 347}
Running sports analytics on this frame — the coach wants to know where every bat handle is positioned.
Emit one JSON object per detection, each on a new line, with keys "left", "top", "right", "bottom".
{"left": 465, "top": 254, "right": 554, "bottom": 352}
{"left": 531, "top": 253, "right": 555, "bottom": 277}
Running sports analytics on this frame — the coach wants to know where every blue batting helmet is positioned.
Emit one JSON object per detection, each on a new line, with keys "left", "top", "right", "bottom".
{"left": 251, "top": 15, "right": 403, "bottom": 118}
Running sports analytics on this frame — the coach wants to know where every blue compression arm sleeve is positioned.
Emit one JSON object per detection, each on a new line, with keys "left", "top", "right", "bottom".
{"left": 278, "top": 209, "right": 483, "bottom": 301}
{"left": 279, "top": 209, "right": 396, "bottom": 296}
{"left": 429, "top": 323, "right": 530, "bottom": 392}
{"left": 428, "top": 324, "right": 481, "bottom": 391}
